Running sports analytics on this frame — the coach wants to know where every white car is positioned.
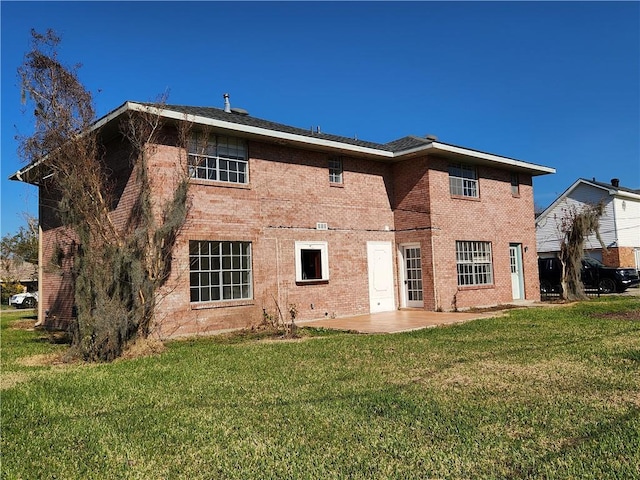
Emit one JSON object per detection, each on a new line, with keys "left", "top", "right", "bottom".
{"left": 9, "top": 292, "right": 38, "bottom": 309}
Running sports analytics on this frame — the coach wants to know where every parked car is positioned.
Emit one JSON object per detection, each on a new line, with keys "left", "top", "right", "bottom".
{"left": 8, "top": 292, "right": 38, "bottom": 309}
{"left": 538, "top": 257, "right": 640, "bottom": 294}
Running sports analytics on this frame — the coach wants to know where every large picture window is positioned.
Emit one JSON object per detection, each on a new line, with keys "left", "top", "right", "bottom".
{"left": 449, "top": 164, "right": 478, "bottom": 198}
{"left": 190, "top": 241, "right": 252, "bottom": 303}
{"left": 295, "top": 241, "right": 329, "bottom": 282}
{"left": 456, "top": 241, "right": 493, "bottom": 286}
{"left": 188, "top": 134, "right": 248, "bottom": 184}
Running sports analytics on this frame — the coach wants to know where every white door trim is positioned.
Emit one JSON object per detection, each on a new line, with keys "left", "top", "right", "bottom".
{"left": 399, "top": 243, "right": 424, "bottom": 308}
{"left": 509, "top": 243, "right": 524, "bottom": 300}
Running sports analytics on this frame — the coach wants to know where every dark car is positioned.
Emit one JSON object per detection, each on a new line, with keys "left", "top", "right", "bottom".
{"left": 538, "top": 257, "right": 640, "bottom": 294}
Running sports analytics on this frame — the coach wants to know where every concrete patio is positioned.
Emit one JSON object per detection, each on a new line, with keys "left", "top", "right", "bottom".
{"left": 297, "top": 308, "right": 511, "bottom": 334}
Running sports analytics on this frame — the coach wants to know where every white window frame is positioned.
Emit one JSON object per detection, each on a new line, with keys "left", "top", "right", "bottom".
{"left": 449, "top": 164, "right": 478, "bottom": 198}
{"left": 329, "top": 158, "right": 343, "bottom": 184}
{"left": 456, "top": 241, "right": 493, "bottom": 286}
{"left": 188, "top": 134, "right": 249, "bottom": 184}
{"left": 189, "top": 240, "right": 252, "bottom": 303}
{"left": 295, "top": 241, "right": 329, "bottom": 282}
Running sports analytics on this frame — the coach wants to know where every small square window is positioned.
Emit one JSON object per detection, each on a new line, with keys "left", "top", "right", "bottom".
{"left": 301, "top": 250, "right": 322, "bottom": 280}
{"left": 329, "top": 158, "right": 343, "bottom": 184}
{"left": 295, "top": 241, "right": 329, "bottom": 282}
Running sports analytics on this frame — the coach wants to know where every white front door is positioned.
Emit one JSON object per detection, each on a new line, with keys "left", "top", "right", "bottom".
{"left": 509, "top": 244, "right": 524, "bottom": 300}
{"left": 367, "top": 241, "right": 395, "bottom": 313}
{"left": 402, "top": 245, "right": 424, "bottom": 308}
{"left": 635, "top": 248, "right": 640, "bottom": 271}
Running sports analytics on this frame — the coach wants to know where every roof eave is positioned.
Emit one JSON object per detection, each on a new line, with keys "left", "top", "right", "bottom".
{"left": 11, "top": 101, "right": 556, "bottom": 183}
{"left": 394, "top": 141, "right": 556, "bottom": 176}
{"left": 9, "top": 101, "right": 135, "bottom": 185}
{"left": 129, "top": 103, "right": 395, "bottom": 159}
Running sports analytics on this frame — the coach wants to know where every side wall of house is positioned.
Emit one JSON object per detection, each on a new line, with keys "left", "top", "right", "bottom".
{"left": 38, "top": 136, "right": 136, "bottom": 328}
{"left": 536, "top": 184, "right": 616, "bottom": 254}
{"left": 427, "top": 156, "right": 540, "bottom": 310}
{"left": 613, "top": 196, "right": 640, "bottom": 251}
{"left": 153, "top": 141, "right": 397, "bottom": 338}
{"left": 392, "top": 156, "right": 436, "bottom": 310}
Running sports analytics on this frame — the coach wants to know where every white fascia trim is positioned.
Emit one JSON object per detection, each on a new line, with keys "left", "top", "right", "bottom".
{"left": 615, "top": 190, "right": 640, "bottom": 201}
{"left": 128, "top": 102, "right": 394, "bottom": 159}
{"left": 579, "top": 178, "right": 640, "bottom": 201}
{"left": 535, "top": 178, "right": 583, "bottom": 225}
{"left": 10, "top": 102, "right": 135, "bottom": 182}
{"left": 408, "top": 142, "right": 556, "bottom": 175}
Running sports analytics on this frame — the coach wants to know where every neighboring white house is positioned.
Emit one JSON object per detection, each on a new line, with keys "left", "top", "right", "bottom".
{"left": 536, "top": 178, "right": 640, "bottom": 270}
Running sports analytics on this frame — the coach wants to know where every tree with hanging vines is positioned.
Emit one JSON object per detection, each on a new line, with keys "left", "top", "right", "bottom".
{"left": 556, "top": 202, "right": 605, "bottom": 301}
{"left": 18, "top": 29, "right": 191, "bottom": 361}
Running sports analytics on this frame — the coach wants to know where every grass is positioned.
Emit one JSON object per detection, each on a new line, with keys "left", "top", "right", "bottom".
{"left": 2, "top": 297, "right": 639, "bottom": 479}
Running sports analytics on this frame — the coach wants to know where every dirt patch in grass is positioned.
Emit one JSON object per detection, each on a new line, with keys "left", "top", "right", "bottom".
{"left": 592, "top": 309, "right": 640, "bottom": 321}
{"left": 466, "top": 304, "right": 523, "bottom": 313}
{"left": 118, "top": 337, "right": 166, "bottom": 360}
{"left": 0, "top": 372, "right": 31, "bottom": 390}
{"left": 9, "top": 319, "right": 37, "bottom": 330}
{"left": 17, "top": 353, "right": 67, "bottom": 367}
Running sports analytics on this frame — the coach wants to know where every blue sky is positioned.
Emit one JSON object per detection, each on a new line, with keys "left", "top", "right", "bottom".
{"left": 2, "top": 1, "right": 639, "bottom": 236}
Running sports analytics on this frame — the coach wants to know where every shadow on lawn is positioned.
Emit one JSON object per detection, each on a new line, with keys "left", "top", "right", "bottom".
{"left": 9, "top": 315, "right": 72, "bottom": 346}
{"left": 505, "top": 408, "right": 640, "bottom": 479}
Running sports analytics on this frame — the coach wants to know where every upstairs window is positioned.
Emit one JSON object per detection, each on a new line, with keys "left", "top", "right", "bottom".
{"left": 295, "top": 241, "right": 329, "bottom": 282}
{"left": 510, "top": 173, "right": 520, "bottom": 196}
{"left": 188, "top": 134, "right": 248, "bottom": 184}
{"left": 329, "top": 158, "right": 343, "bottom": 184}
{"left": 449, "top": 164, "right": 478, "bottom": 198}
{"left": 456, "top": 241, "right": 493, "bottom": 286}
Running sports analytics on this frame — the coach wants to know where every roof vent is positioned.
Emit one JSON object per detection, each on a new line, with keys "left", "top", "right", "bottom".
{"left": 231, "top": 107, "right": 249, "bottom": 116}
{"left": 611, "top": 178, "right": 620, "bottom": 188}
{"left": 223, "top": 93, "right": 231, "bottom": 113}
{"left": 425, "top": 134, "right": 438, "bottom": 141}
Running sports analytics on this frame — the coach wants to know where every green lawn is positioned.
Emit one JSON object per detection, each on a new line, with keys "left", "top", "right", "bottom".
{"left": 2, "top": 297, "right": 639, "bottom": 479}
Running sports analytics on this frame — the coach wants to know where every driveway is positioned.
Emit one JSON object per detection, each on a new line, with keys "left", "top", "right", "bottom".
{"left": 298, "top": 308, "right": 505, "bottom": 334}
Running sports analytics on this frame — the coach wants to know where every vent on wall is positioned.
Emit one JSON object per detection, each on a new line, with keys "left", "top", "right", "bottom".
{"left": 316, "top": 222, "right": 328, "bottom": 230}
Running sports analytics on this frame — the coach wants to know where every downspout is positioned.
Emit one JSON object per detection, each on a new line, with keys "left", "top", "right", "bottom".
{"left": 610, "top": 196, "right": 619, "bottom": 264}
{"left": 430, "top": 231, "right": 439, "bottom": 311}
{"left": 35, "top": 224, "right": 44, "bottom": 327}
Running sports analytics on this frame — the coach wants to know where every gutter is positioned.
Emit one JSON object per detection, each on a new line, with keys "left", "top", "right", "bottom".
{"left": 11, "top": 101, "right": 557, "bottom": 183}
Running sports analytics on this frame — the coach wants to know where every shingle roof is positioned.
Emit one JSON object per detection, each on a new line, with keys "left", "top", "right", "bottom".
{"left": 583, "top": 178, "right": 640, "bottom": 195}
{"left": 151, "top": 103, "right": 397, "bottom": 152}
{"left": 384, "top": 135, "right": 433, "bottom": 151}
{"left": 10, "top": 100, "right": 556, "bottom": 184}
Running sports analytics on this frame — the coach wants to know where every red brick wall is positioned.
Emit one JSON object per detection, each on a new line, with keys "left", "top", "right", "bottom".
{"left": 426, "top": 156, "right": 540, "bottom": 310}
{"left": 151, "top": 141, "right": 398, "bottom": 338}
{"left": 603, "top": 246, "right": 637, "bottom": 268}
{"left": 38, "top": 128, "right": 541, "bottom": 335}
{"left": 38, "top": 136, "right": 138, "bottom": 327}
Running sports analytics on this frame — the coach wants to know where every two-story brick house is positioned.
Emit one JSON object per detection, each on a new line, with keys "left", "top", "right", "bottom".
{"left": 11, "top": 99, "right": 555, "bottom": 337}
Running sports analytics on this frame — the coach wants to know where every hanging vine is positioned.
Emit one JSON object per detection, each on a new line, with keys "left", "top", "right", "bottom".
{"left": 557, "top": 202, "right": 605, "bottom": 301}
{"left": 18, "top": 29, "right": 191, "bottom": 361}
